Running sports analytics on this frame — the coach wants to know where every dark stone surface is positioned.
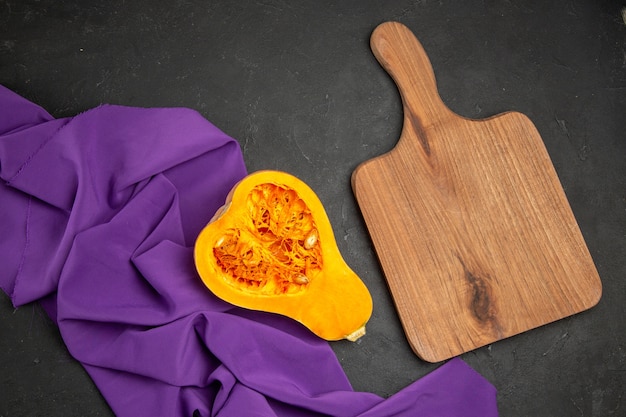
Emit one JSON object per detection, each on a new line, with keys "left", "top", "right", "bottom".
{"left": 1, "top": 1, "right": 624, "bottom": 416}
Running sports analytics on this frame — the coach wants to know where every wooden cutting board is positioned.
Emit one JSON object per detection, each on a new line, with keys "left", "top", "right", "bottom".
{"left": 352, "top": 22, "right": 602, "bottom": 363}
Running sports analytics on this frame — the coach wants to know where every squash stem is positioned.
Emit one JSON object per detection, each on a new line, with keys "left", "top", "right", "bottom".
{"left": 345, "top": 326, "right": 366, "bottom": 342}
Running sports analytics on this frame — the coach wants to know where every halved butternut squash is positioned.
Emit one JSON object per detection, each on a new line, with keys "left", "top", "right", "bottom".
{"left": 194, "top": 170, "right": 372, "bottom": 341}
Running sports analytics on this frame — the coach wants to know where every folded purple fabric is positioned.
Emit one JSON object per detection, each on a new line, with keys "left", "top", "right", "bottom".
{"left": 0, "top": 85, "right": 498, "bottom": 417}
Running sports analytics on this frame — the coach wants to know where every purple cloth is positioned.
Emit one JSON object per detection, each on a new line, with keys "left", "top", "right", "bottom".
{"left": 0, "top": 85, "right": 498, "bottom": 417}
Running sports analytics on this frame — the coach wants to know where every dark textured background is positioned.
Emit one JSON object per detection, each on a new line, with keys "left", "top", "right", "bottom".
{"left": 1, "top": 1, "right": 625, "bottom": 416}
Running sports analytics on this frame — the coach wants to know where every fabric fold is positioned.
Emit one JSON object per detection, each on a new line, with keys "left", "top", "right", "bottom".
{"left": 0, "top": 84, "right": 498, "bottom": 417}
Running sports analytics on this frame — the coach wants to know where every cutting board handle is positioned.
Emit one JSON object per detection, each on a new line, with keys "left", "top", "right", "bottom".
{"left": 371, "top": 22, "right": 454, "bottom": 129}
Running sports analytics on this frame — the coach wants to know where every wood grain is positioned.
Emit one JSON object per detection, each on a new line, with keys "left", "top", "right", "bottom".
{"left": 352, "top": 22, "right": 602, "bottom": 362}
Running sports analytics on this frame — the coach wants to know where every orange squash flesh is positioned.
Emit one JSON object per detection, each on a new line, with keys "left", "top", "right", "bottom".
{"left": 194, "top": 170, "right": 373, "bottom": 341}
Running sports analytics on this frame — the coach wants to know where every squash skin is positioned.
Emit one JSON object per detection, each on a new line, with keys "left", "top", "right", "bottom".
{"left": 194, "top": 170, "right": 373, "bottom": 341}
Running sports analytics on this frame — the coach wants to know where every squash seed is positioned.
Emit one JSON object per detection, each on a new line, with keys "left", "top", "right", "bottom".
{"left": 304, "top": 229, "right": 318, "bottom": 249}
{"left": 294, "top": 274, "right": 309, "bottom": 285}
